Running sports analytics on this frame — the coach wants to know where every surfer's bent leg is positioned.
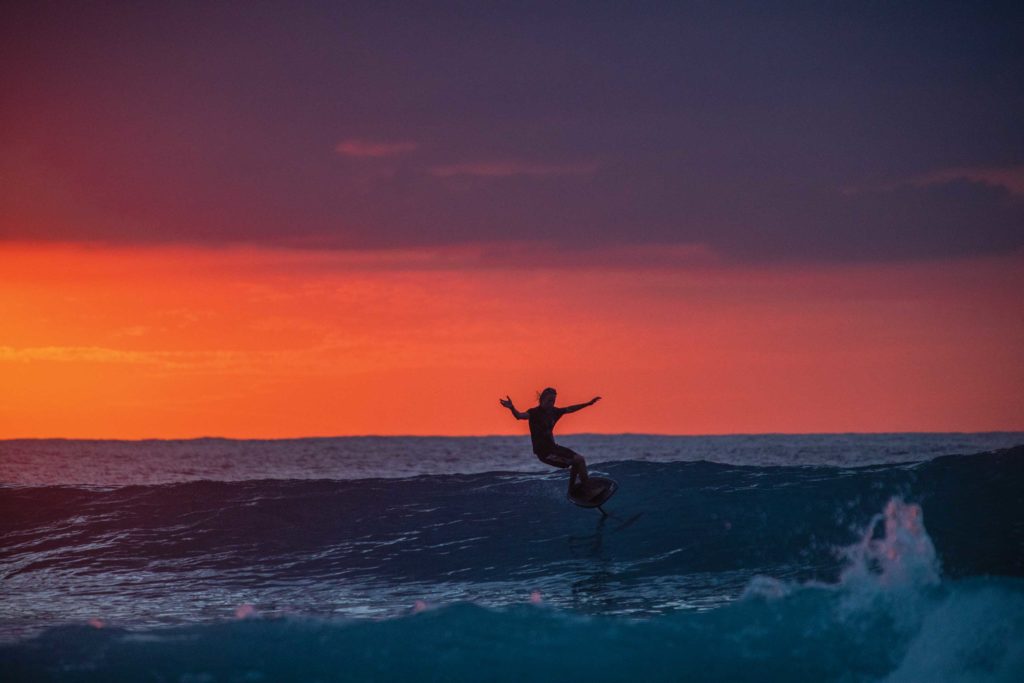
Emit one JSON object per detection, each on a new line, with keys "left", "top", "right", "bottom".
{"left": 544, "top": 446, "right": 593, "bottom": 493}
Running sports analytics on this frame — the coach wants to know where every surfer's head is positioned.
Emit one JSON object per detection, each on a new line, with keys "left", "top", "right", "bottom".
{"left": 538, "top": 387, "right": 557, "bottom": 407}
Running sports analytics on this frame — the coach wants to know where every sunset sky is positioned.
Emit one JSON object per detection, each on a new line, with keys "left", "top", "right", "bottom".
{"left": 2, "top": 2, "right": 1022, "bottom": 438}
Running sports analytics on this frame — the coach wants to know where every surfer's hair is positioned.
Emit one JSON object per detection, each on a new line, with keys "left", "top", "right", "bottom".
{"left": 538, "top": 387, "right": 557, "bottom": 400}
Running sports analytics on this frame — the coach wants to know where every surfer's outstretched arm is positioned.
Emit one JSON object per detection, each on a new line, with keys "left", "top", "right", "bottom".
{"left": 562, "top": 396, "right": 601, "bottom": 414}
{"left": 499, "top": 396, "right": 529, "bottom": 420}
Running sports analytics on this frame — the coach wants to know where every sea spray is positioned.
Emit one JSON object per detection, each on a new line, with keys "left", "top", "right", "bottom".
{"left": 839, "top": 498, "right": 939, "bottom": 588}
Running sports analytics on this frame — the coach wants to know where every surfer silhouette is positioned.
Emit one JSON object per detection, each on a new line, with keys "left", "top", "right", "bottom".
{"left": 500, "top": 388, "right": 601, "bottom": 494}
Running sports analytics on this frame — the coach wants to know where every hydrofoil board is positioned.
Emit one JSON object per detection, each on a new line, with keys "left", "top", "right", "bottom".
{"left": 567, "top": 476, "right": 618, "bottom": 509}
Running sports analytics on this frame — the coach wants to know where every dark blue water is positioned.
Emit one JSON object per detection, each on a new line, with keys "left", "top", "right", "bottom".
{"left": 1, "top": 436, "right": 1022, "bottom": 681}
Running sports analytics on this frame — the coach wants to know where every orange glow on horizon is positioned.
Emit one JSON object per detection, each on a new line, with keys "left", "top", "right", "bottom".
{"left": 1, "top": 242, "right": 1022, "bottom": 438}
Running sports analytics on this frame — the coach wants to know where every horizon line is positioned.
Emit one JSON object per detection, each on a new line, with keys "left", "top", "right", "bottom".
{"left": 3, "top": 430, "right": 1023, "bottom": 443}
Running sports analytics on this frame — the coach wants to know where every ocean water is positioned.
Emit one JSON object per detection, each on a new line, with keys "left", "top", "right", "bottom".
{"left": 1, "top": 433, "right": 1022, "bottom": 681}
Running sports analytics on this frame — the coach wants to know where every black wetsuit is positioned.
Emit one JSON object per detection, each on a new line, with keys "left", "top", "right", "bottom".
{"left": 527, "top": 406, "right": 579, "bottom": 467}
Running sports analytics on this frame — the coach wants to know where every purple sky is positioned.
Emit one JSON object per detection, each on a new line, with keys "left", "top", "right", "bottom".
{"left": 3, "top": 1, "right": 1022, "bottom": 262}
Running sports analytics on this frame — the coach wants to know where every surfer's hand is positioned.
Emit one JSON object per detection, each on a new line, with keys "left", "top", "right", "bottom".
{"left": 589, "top": 396, "right": 602, "bottom": 405}
{"left": 499, "top": 396, "right": 514, "bottom": 409}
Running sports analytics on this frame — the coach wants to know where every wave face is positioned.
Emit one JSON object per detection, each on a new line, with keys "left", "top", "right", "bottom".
{"left": 1, "top": 443, "right": 1022, "bottom": 680}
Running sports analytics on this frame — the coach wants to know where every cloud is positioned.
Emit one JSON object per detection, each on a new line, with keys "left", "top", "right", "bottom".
{"left": 0, "top": 345, "right": 251, "bottom": 371}
{"left": 335, "top": 139, "right": 418, "bottom": 158}
{"left": 842, "top": 165, "right": 1024, "bottom": 198}
{"left": 202, "top": 242, "right": 717, "bottom": 271}
{"left": 428, "top": 160, "right": 599, "bottom": 178}
{"left": 912, "top": 165, "right": 1024, "bottom": 196}
{"left": 0, "top": 346, "right": 155, "bottom": 364}
{"left": 0, "top": 341, "right": 405, "bottom": 376}
{"left": 456, "top": 241, "right": 716, "bottom": 268}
